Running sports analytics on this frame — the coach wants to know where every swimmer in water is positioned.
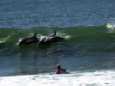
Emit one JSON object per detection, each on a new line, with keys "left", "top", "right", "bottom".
{"left": 55, "top": 64, "right": 66, "bottom": 74}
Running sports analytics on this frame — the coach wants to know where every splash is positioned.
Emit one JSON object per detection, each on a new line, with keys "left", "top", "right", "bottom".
{"left": 106, "top": 23, "right": 115, "bottom": 33}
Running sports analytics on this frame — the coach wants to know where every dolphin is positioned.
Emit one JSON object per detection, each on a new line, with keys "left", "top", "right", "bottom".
{"left": 38, "top": 31, "right": 64, "bottom": 45}
{"left": 18, "top": 33, "right": 39, "bottom": 45}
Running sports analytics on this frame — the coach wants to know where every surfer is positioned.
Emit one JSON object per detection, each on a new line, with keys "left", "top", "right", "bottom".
{"left": 55, "top": 64, "right": 66, "bottom": 74}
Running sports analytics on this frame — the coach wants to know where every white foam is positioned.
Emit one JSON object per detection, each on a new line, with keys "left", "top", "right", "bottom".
{"left": 106, "top": 23, "right": 115, "bottom": 33}
{"left": 0, "top": 71, "right": 115, "bottom": 86}
{"left": 0, "top": 36, "right": 11, "bottom": 43}
{"left": 106, "top": 23, "right": 115, "bottom": 29}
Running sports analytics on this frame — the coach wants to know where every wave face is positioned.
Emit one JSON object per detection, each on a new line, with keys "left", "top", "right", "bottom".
{"left": 0, "top": 24, "right": 115, "bottom": 76}
{"left": 0, "top": 24, "right": 115, "bottom": 55}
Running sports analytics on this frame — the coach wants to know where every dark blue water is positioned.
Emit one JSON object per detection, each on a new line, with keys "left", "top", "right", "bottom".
{"left": 0, "top": 0, "right": 115, "bottom": 29}
{"left": 0, "top": 0, "right": 115, "bottom": 76}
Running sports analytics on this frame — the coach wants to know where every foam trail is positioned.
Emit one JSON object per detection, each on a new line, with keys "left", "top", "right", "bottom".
{"left": 0, "top": 36, "right": 11, "bottom": 43}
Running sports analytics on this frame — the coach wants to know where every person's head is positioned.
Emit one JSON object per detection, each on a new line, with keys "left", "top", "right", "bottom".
{"left": 57, "top": 64, "right": 61, "bottom": 69}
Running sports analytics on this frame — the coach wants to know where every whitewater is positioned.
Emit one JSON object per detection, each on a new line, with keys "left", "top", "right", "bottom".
{"left": 1, "top": 71, "right": 115, "bottom": 86}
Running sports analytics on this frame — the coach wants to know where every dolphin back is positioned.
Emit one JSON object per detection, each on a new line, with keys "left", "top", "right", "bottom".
{"left": 18, "top": 33, "right": 39, "bottom": 45}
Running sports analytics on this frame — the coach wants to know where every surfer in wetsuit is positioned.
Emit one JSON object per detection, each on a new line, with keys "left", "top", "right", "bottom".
{"left": 55, "top": 64, "right": 66, "bottom": 74}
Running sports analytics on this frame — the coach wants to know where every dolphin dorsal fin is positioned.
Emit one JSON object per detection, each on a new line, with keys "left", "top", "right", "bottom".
{"left": 32, "top": 33, "right": 37, "bottom": 38}
{"left": 32, "top": 33, "right": 39, "bottom": 42}
{"left": 51, "top": 30, "right": 57, "bottom": 37}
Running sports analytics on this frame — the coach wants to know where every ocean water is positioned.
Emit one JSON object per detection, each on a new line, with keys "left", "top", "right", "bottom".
{"left": 0, "top": 0, "right": 115, "bottom": 86}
